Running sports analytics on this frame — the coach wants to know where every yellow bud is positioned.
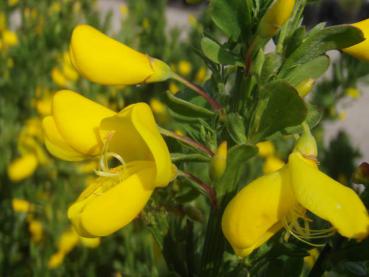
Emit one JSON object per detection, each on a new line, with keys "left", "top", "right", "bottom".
{"left": 257, "top": 0, "right": 295, "bottom": 38}
{"left": 150, "top": 98, "right": 171, "bottom": 125}
{"left": 69, "top": 24, "right": 172, "bottom": 85}
{"left": 7, "top": 154, "right": 38, "bottom": 182}
{"left": 177, "top": 60, "right": 192, "bottom": 76}
{"left": 295, "top": 78, "right": 315, "bottom": 97}
{"left": 210, "top": 141, "right": 228, "bottom": 181}
{"left": 12, "top": 198, "right": 34, "bottom": 213}
{"left": 195, "top": 67, "right": 207, "bottom": 83}
{"left": 256, "top": 141, "right": 275, "bottom": 157}
{"left": 28, "top": 219, "right": 43, "bottom": 243}
{"left": 35, "top": 97, "right": 52, "bottom": 116}
{"left": 48, "top": 251, "right": 65, "bottom": 269}
{"left": 169, "top": 82, "right": 180, "bottom": 94}
{"left": 342, "top": 19, "right": 369, "bottom": 62}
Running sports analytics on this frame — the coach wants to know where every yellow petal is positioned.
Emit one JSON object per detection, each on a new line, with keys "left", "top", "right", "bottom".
{"left": 221, "top": 167, "right": 295, "bottom": 256}
{"left": 263, "top": 156, "right": 285, "bottom": 174}
{"left": 7, "top": 153, "right": 38, "bottom": 182}
{"left": 68, "top": 162, "right": 155, "bottom": 237}
{"left": 288, "top": 152, "right": 369, "bottom": 240}
{"left": 70, "top": 24, "right": 172, "bottom": 85}
{"left": 342, "top": 19, "right": 369, "bottom": 62}
{"left": 100, "top": 103, "right": 173, "bottom": 187}
{"left": 52, "top": 90, "right": 116, "bottom": 156}
{"left": 42, "top": 116, "right": 84, "bottom": 161}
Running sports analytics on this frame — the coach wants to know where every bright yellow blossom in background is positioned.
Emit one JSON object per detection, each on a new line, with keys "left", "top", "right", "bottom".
{"left": 222, "top": 133, "right": 369, "bottom": 257}
{"left": 177, "top": 60, "right": 192, "bottom": 76}
{"left": 69, "top": 24, "right": 172, "bottom": 85}
{"left": 28, "top": 219, "right": 44, "bottom": 243}
{"left": 12, "top": 198, "right": 34, "bottom": 213}
{"left": 7, "top": 153, "right": 38, "bottom": 182}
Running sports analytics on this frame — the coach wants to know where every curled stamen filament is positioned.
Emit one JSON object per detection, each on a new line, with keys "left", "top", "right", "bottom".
{"left": 283, "top": 206, "right": 336, "bottom": 247}
{"left": 95, "top": 132, "right": 126, "bottom": 177}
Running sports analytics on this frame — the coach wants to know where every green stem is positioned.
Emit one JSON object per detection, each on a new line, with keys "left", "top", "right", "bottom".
{"left": 178, "top": 170, "right": 217, "bottom": 210}
{"left": 172, "top": 73, "right": 223, "bottom": 111}
{"left": 159, "top": 127, "right": 214, "bottom": 157}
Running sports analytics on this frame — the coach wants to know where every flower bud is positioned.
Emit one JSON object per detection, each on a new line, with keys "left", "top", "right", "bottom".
{"left": 257, "top": 0, "right": 295, "bottom": 38}
{"left": 69, "top": 24, "right": 172, "bottom": 85}
{"left": 296, "top": 78, "right": 315, "bottom": 97}
{"left": 342, "top": 19, "right": 369, "bottom": 62}
{"left": 293, "top": 127, "right": 318, "bottom": 159}
{"left": 209, "top": 141, "right": 227, "bottom": 181}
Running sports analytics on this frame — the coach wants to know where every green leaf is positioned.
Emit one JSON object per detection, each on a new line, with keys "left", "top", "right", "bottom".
{"left": 225, "top": 113, "right": 247, "bottom": 144}
{"left": 284, "top": 104, "right": 321, "bottom": 134}
{"left": 256, "top": 81, "right": 307, "bottom": 139}
{"left": 283, "top": 55, "right": 330, "bottom": 86}
{"left": 260, "top": 53, "right": 282, "bottom": 83}
{"left": 164, "top": 90, "right": 214, "bottom": 118}
{"left": 170, "top": 153, "right": 210, "bottom": 162}
{"left": 200, "top": 37, "right": 242, "bottom": 65}
{"left": 281, "top": 25, "right": 364, "bottom": 76}
{"left": 210, "top": 0, "right": 249, "bottom": 41}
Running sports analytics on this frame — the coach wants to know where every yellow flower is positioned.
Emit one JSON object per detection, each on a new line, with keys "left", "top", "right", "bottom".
{"left": 12, "top": 198, "right": 34, "bottom": 213}
{"left": 7, "top": 153, "right": 38, "bottom": 182}
{"left": 150, "top": 98, "right": 171, "bottom": 125}
{"left": 62, "top": 52, "right": 79, "bottom": 82}
{"left": 256, "top": 141, "right": 275, "bottom": 157}
{"left": 35, "top": 96, "right": 52, "bottom": 116}
{"left": 8, "top": 0, "right": 19, "bottom": 6}
{"left": 177, "top": 60, "right": 192, "bottom": 76}
{"left": 58, "top": 229, "right": 80, "bottom": 253}
{"left": 42, "top": 90, "right": 175, "bottom": 237}
{"left": 28, "top": 219, "right": 43, "bottom": 243}
{"left": 222, "top": 134, "right": 369, "bottom": 257}
{"left": 195, "top": 67, "right": 207, "bottom": 83}
{"left": 69, "top": 24, "right": 172, "bottom": 85}
{"left": 169, "top": 82, "right": 180, "bottom": 94}
{"left": 257, "top": 0, "right": 296, "bottom": 38}
{"left": 342, "top": 19, "right": 369, "bottom": 62}
{"left": 51, "top": 67, "right": 69, "bottom": 87}
{"left": 48, "top": 251, "right": 65, "bottom": 269}
{"left": 2, "top": 30, "right": 18, "bottom": 47}
{"left": 263, "top": 155, "right": 285, "bottom": 174}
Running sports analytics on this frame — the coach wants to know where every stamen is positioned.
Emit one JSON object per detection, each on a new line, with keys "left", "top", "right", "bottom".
{"left": 283, "top": 205, "right": 336, "bottom": 247}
